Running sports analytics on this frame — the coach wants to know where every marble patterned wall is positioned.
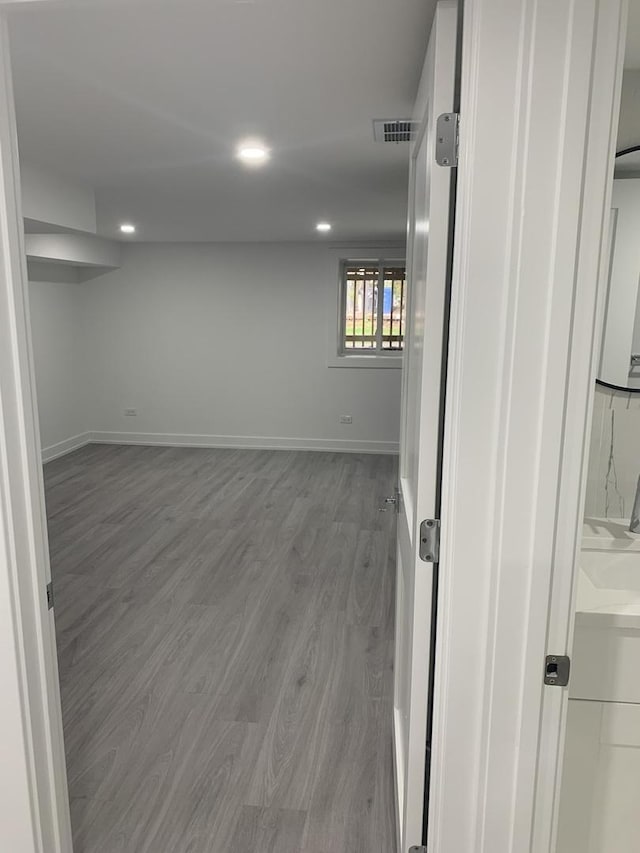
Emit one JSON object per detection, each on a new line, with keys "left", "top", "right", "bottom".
{"left": 585, "top": 384, "right": 640, "bottom": 518}
{"left": 583, "top": 70, "right": 640, "bottom": 521}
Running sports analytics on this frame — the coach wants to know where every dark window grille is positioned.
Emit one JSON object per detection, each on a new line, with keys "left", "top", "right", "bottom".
{"left": 341, "top": 261, "right": 406, "bottom": 353}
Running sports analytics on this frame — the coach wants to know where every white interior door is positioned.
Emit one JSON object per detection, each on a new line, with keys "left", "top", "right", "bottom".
{"left": 393, "top": 3, "right": 457, "bottom": 850}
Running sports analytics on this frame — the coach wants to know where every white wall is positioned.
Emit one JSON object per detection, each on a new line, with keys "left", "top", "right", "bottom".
{"left": 28, "top": 263, "right": 88, "bottom": 459}
{"left": 21, "top": 161, "right": 96, "bottom": 233}
{"left": 82, "top": 242, "right": 402, "bottom": 453}
{"left": 28, "top": 243, "right": 402, "bottom": 457}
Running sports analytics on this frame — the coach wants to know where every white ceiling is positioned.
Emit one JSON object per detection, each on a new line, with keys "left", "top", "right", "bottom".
{"left": 8, "top": 0, "right": 436, "bottom": 242}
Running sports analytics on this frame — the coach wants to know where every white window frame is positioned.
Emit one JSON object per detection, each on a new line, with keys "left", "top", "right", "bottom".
{"left": 328, "top": 257, "right": 406, "bottom": 368}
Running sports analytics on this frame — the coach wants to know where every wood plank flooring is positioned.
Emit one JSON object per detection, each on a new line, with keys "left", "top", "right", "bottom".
{"left": 44, "top": 444, "right": 398, "bottom": 853}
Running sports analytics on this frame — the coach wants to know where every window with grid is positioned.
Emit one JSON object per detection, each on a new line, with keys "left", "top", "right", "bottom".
{"left": 340, "top": 260, "right": 406, "bottom": 354}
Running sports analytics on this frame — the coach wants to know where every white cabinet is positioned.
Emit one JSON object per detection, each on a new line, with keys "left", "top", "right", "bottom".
{"left": 571, "top": 620, "right": 640, "bottom": 704}
{"left": 558, "top": 534, "right": 640, "bottom": 852}
{"left": 557, "top": 698, "right": 640, "bottom": 851}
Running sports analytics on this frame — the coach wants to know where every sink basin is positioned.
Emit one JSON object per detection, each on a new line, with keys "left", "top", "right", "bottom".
{"left": 579, "top": 517, "right": 640, "bottom": 625}
{"left": 572, "top": 523, "right": 640, "bottom": 704}
{"left": 577, "top": 549, "right": 640, "bottom": 626}
{"left": 583, "top": 517, "right": 640, "bottom": 551}
{"left": 581, "top": 549, "right": 640, "bottom": 592}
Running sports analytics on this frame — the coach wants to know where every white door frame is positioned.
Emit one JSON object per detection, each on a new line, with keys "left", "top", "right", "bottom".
{"left": 428, "top": 0, "right": 627, "bottom": 851}
{"left": 0, "top": 12, "right": 72, "bottom": 853}
{"left": 0, "top": 1, "right": 626, "bottom": 852}
{"left": 531, "top": 4, "right": 628, "bottom": 850}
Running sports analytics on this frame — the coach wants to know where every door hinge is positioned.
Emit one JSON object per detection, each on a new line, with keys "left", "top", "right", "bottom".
{"left": 544, "top": 654, "right": 570, "bottom": 687}
{"left": 435, "top": 112, "right": 459, "bottom": 167}
{"left": 46, "top": 581, "right": 54, "bottom": 610}
{"left": 419, "top": 518, "right": 440, "bottom": 562}
{"left": 409, "top": 847, "right": 427, "bottom": 853}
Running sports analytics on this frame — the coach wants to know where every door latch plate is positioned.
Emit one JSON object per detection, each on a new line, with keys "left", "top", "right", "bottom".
{"left": 419, "top": 518, "right": 440, "bottom": 562}
{"left": 544, "top": 654, "right": 570, "bottom": 686}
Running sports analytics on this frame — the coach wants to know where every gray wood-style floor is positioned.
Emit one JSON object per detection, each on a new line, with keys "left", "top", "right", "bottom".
{"left": 44, "top": 444, "right": 398, "bottom": 853}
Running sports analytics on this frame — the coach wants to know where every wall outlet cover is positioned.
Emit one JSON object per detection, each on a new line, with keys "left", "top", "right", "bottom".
{"left": 339, "top": 415, "right": 353, "bottom": 424}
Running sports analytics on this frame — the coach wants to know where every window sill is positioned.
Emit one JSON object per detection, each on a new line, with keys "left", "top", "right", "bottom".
{"left": 327, "top": 354, "right": 403, "bottom": 369}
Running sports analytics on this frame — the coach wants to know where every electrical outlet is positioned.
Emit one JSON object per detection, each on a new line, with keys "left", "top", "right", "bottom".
{"left": 339, "top": 415, "right": 353, "bottom": 424}
{"left": 124, "top": 408, "right": 137, "bottom": 417}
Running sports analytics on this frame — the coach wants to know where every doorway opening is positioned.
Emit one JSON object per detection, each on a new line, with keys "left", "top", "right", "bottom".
{"left": 5, "top": 0, "right": 456, "bottom": 850}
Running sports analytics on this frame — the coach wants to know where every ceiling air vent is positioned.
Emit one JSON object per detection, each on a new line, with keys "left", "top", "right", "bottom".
{"left": 373, "top": 119, "right": 415, "bottom": 143}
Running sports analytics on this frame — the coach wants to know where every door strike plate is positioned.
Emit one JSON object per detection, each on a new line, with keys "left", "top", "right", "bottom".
{"left": 544, "top": 654, "right": 570, "bottom": 687}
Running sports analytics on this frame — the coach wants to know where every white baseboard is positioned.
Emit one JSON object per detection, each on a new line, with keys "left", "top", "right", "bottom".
{"left": 40, "top": 430, "right": 399, "bottom": 462}
{"left": 88, "top": 430, "right": 399, "bottom": 455}
{"left": 41, "top": 432, "right": 92, "bottom": 463}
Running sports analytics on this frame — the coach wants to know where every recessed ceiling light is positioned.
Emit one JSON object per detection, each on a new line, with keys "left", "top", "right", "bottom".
{"left": 119, "top": 223, "right": 136, "bottom": 234}
{"left": 236, "top": 139, "right": 270, "bottom": 166}
{"left": 316, "top": 222, "right": 332, "bottom": 233}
